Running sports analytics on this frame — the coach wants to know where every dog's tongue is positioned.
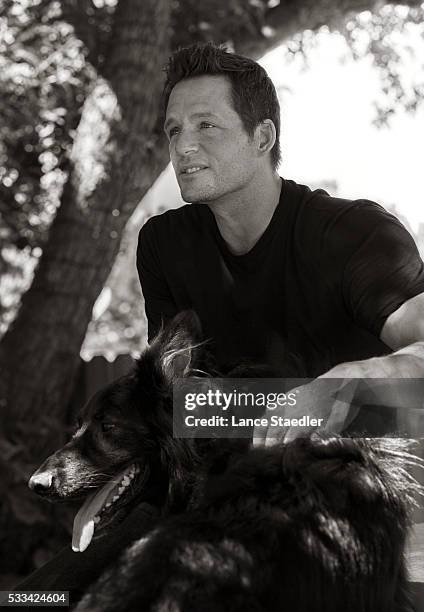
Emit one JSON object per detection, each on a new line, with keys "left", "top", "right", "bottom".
{"left": 72, "top": 476, "right": 122, "bottom": 553}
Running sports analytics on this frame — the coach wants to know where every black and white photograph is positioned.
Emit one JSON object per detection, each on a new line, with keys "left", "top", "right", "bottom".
{"left": 1, "top": 0, "right": 424, "bottom": 609}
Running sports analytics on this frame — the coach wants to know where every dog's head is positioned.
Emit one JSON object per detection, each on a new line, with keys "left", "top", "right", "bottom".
{"left": 28, "top": 311, "right": 209, "bottom": 552}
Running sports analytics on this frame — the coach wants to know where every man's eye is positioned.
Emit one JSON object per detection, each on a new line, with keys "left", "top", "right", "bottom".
{"left": 168, "top": 127, "right": 180, "bottom": 137}
{"left": 200, "top": 122, "right": 215, "bottom": 129}
{"left": 101, "top": 423, "right": 116, "bottom": 433}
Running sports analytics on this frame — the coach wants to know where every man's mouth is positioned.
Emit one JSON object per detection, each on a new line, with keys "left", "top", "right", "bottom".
{"left": 180, "top": 165, "right": 208, "bottom": 176}
{"left": 72, "top": 463, "right": 145, "bottom": 552}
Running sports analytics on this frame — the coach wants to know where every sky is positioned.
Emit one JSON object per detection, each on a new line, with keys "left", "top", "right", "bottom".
{"left": 141, "top": 27, "right": 424, "bottom": 232}
{"left": 260, "top": 30, "right": 424, "bottom": 231}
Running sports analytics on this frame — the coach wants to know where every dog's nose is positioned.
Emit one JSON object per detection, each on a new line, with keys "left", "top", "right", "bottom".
{"left": 28, "top": 471, "right": 53, "bottom": 495}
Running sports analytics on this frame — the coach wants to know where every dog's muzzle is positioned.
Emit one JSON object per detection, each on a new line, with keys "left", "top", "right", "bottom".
{"left": 28, "top": 471, "right": 53, "bottom": 496}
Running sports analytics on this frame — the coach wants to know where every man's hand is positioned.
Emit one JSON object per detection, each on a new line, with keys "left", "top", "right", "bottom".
{"left": 253, "top": 375, "right": 360, "bottom": 447}
{"left": 253, "top": 347, "right": 424, "bottom": 447}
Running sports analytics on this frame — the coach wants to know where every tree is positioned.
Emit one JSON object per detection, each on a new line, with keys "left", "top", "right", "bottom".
{"left": 0, "top": 0, "right": 423, "bottom": 575}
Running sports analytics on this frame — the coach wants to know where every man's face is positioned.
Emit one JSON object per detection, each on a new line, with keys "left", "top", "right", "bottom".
{"left": 164, "top": 75, "right": 259, "bottom": 204}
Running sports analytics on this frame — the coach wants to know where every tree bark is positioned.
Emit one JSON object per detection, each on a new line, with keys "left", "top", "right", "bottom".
{"left": 0, "top": 0, "right": 171, "bottom": 576}
{"left": 0, "top": 0, "right": 170, "bottom": 456}
{"left": 0, "top": 0, "right": 169, "bottom": 440}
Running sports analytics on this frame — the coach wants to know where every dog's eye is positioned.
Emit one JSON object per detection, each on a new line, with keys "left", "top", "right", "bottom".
{"left": 101, "top": 423, "right": 116, "bottom": 433}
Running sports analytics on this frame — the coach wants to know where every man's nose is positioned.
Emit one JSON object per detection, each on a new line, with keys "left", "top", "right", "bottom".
{"left": 174, "top": 130, "right": 199, "bottom": 156}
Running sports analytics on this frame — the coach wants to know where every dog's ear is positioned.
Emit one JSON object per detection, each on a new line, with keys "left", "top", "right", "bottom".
{"left": 152, "top": 311, "right": 204, "bottom": 380}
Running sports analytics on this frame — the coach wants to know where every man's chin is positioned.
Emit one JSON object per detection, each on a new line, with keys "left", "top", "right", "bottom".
{"left": 180, "top": 189, "right": 215, "bottom": 204}
{"left": 176, "top": 172, "right": 216, "bottom": 203}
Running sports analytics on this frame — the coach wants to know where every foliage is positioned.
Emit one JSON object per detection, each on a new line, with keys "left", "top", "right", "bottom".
{"left": 339, "top": 5, "right": 424, "bottom": 126}
{"left": 0, "top": 0, "right": 95, "bottom": 329}
{"left": 284, "top": 5, "right": 424, "bottom": 126}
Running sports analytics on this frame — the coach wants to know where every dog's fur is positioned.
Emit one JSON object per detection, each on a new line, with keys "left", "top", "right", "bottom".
{"left": 30, "top": 312, "right": 420, "bottom": 611}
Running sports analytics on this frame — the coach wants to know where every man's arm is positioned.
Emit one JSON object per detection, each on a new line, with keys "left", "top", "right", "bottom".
{"left": 254, "top": 201, "right": 424, "bottom": 445}
{"left": 323, "top": 291, "right": 424, "bottom": 379}
{"left": 255, "top": 226, "right": 424, "bottom": 445}
{"left": 137, "top": 220, "right": 178, "bottom": 343}
{"left": 254, "top": 302, "right": 424, "bottom": 446}
{"left": 381, "top": 291, "right": 424, "bottom": 350}
{"left": 274, "top": 292, "right": 424, "bottom": 444}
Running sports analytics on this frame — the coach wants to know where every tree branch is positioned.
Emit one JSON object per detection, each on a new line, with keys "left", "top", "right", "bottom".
{"left": 171, "top": 0, "right": 424, "bottom": 59}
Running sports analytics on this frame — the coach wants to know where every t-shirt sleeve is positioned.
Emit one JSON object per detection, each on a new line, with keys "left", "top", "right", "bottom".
{"left": 136, "top": 218, "right": 178, "bottom": 343}
{"left": 339, "top": 202, "right": 424, "bottom": 337}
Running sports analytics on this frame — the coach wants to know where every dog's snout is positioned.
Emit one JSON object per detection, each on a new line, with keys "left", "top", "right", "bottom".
{"left": 28, "top": 471, "right": 53, "bottom": 495}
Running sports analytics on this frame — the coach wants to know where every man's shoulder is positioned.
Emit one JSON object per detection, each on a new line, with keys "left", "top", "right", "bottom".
{"left": 288, "top": 179, "right": 385, "bottom": 220}
{"left": 143, "top": 203, "right": 196, "bottom": 228}
{"left": 287, "top": 179, "right": 398, "bottom": 234}
{"left": 139, "top": 204, "right": 204, "bottom": 242}
{"left": 286, "top": 179, "right": 408, "bottom": 268}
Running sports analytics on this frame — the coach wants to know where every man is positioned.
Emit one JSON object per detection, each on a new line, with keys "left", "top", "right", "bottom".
{"left": 19, "top": 41, "right": 424, "bottom": 603}
{"left": 138, "top": 42, "right": 424, "bottom": 441}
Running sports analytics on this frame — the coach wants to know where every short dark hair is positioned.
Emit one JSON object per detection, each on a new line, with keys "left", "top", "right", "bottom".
{"left": 163, "top": 43, "right": 281, "bottom": 170}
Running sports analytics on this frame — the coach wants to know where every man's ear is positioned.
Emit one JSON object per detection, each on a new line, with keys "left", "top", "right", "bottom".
{"left": 152, "top": 311, "right": 203, "bottom": 380}
{"left": 256, "top": 119, "right": 276, "bottom": 156}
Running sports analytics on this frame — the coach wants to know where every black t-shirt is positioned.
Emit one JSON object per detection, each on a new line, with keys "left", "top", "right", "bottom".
{"left": 137, "top": 178, "right": 424, "bottom": 378}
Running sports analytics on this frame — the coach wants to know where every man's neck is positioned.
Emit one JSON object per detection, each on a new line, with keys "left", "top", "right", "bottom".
{"left": 207, "top": 172, "right": 282, "bottom": 256}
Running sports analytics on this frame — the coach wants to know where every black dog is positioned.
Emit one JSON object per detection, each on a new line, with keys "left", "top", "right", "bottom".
{"left": 28, "top": 312, "right": 214, "bottom": 552}
{"left": 29, "top": 312, "right": 420, "bottom": 611}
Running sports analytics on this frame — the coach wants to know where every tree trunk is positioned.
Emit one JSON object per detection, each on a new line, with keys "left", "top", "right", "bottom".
{"left": 171, "top": 0, "right": 422, "bottom": 59}
{"left": 0, "top": 0, "right": 170, "bottom": 445}
{"left": 0, "top": 0, "right": 170, "bottom": 574}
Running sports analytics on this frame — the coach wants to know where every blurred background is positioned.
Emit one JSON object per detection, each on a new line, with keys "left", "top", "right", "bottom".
{"left": 0, "top": 0, "right": 424, "bottom": 587}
